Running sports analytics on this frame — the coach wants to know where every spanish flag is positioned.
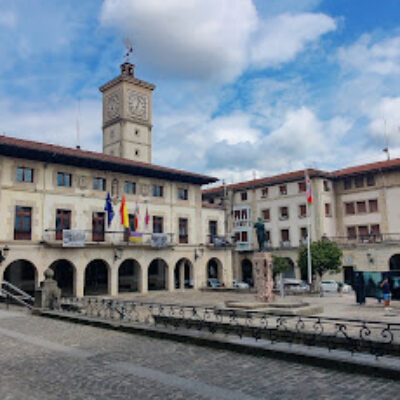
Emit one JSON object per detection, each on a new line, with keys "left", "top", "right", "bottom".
{"left": 120, "top": 195, "right": 129, "bottom": 228}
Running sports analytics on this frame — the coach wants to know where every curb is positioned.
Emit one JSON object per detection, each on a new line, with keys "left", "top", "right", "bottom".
{"left": 38, "top": 311, "right": 400, "bottom": 381}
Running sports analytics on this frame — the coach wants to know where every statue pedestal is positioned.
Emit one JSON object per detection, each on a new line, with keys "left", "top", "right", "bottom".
{"left": 254, "top": 252, "right": 274, "bottom": 302}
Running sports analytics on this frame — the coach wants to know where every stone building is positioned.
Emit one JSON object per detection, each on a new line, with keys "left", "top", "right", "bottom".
{"left": 0, "top": 62, "right": 231, "bottom": 297}
{"left": 203, "top": 161, "right": 400, "bottom": 284}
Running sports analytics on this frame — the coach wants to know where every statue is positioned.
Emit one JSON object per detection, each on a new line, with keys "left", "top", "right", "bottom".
{"left": 254, "top": 217, "right": 266, "bottom": 252}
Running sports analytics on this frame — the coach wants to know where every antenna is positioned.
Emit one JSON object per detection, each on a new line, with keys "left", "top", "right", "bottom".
{"left": 76, "top": 99, "right": 81, "bottom": 150}
{"left": 123, "top": 37, "right": 134, "bottom": 62}
{"left": 382, "top": 119, "right": 390, "bottom": 160}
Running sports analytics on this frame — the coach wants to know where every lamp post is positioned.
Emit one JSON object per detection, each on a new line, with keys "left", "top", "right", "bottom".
{"left": 0, "top": 245, "right": 9, "bottom": 264}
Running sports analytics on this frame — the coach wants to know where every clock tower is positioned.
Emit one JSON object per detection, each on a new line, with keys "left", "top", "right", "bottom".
{"left": 99, "top": 62, "right": 155, "bottom": 163}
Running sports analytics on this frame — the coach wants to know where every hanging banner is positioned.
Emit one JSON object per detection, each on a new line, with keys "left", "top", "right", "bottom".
{"left": 151, "top": 233, "right": 169, "bottom": 248}
{"left": 63, "top": 230, "right": 86, "bottom": 247}
{"left": 129, "top": 232, "right": 143, "bottom": 243}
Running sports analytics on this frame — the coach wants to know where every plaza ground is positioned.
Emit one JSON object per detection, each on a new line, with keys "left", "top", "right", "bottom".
{"left": 1, "top": 308, "right": 400, "bottom": 400}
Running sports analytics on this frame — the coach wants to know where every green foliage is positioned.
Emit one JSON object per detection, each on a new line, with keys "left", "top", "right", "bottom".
{"left": 298, "top": 239, "right": 342, "bottom": 278}
{"left": 272, "top": 255, "right": 291, "bottom": 275}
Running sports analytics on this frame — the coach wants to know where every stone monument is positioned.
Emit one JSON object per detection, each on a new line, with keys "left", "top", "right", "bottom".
{"left": 34, "top": 268, "right": 61, "bottom": 310}
{"left": 254, "top": 252, "right": 274, "bottom": 302}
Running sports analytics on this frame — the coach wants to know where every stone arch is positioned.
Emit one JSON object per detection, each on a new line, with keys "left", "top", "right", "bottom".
{"left": 148, "top": 258, "right": 168, "bottom": 291}
{"left": 49, "top": 259, "right": 76, "bottom": 297}
{"left": 283, "top": 257, "right": 295, "bottom": 278}
{"left": 3, "top": 259, "right": 38, "bottom": 296}
{"left": 241, "top": 258, "right": 253, "bottom": 286}
{"left": 118, "top": 259, "right": 141, "bottom": 293}
{"left": 84, "top": 259, "right": 110, "bottom": 295}
{"left": 389, "top": 254, "right": 400, "bottom": 271}
{"left": 206, "top": 257, "right": 223, "bottom": 284}
{"left": 174, "top": 258, "right": 193, "bottom": 289}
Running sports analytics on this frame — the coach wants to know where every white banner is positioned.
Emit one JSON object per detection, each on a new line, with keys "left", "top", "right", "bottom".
{"left": 63, "top": 230, "right": 86, "bottom": 247}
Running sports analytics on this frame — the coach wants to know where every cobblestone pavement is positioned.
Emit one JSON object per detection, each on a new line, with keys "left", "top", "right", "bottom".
{"left": 0, "top": 309, "right": 399, "bottom": 400}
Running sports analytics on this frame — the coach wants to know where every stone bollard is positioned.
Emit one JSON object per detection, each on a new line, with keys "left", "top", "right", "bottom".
{"left": 34, "top": 268, "right": 61, "bottom": 310}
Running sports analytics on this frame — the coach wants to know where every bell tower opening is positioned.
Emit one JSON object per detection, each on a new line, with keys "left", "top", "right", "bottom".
{"left": 99, "top": 61, "right": 155, "bottom": 163}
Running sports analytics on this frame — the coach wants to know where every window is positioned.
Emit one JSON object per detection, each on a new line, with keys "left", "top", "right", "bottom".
{"left": 235, "top": 232, "right": 240, "bottom": 242}
{"left": 281, "top": 229, "right": 290, "bottom": 243}
{"left": 358, "top": 225, "right": 369, "bottom": 240}
{"left": 124, "top": 181, "right": 136, "bottom": 195}
{"left": 299, "top": 204, "right": 307, "bottom": 218}
{"left": 135, "top": 129, "right": 139, "bottom": 136}
{"left": 345, "top": 202, "right": 355, "bottom": 215}
{"left": 369, "top": 199, "right": 378, "bottom": 212}
{"left": 261, "top": 187, "right": 268, "bottom": 198}
{"left": 262, "top": 209, "right": 270, "bottom": 221}
{"left": 265, "top": 230, "right": 270, "bottom": 242}
{"left": 55, "top": 209, "right": 71, "bottom": 240}
{"left": 153, "top": 216, "right": 163, "bottom": 233}
{"left": 298, "top": 182, "right": 306, "bottom": 192}
{"left": 356, "top": 201, "right": 366, "bottom": 213}
{"left": 178, "top": 188, "right": 188, "bottom": 200}
{"left": 325, "top": 203, "right": 331, "bottom": 216}
{"left": 347, "top": 226, "right": 356, "bottom": 239}
{"left": 234, "top": 210, "right": 241, "bottom": 220}
{"left": 209, "top": 220, "right": 217, "bottom": 243}
{"left": 111, "top": 179, "right": 119, "bottom": 197}
{"left": 241, "top": 231, "right": 248, "bottom": 242}
{"left": 241, "top": 191, "right": 247, "bottom": 201}
{"left": 16, "top": 167, "right": 33, "bottom": 183}
{"left": 57, "top": 172, "right": 71, "bottom": 187}
{"left": 128, "top": 214, "right": 137, "bottom": 233}
{"left": 92, "top": 212, "right": 105, "bottom": 241}
{"left": 323, "top": 180, "right": 330, "bottom": 191}
{"left": 344, "top": 178, "right": 352, "bottom": 190}
{"left": 179, "top": 218, "right": 188, "bottom": 243}
{"left": 280, "top": 206, "right": 289, "bottom": 219}
{"left": 354, "top": 176, "right": 364, "bottom": 188}
{"left": 135, "top": 150, "right": 139, "bottom": 156}
{"left": 152, "top": 185, "right": 163, "bottom": 197}
{"left": 366, "top": 175, "right": 375, "bottom": 186}
{"left": 371, "top": 224, "right": 380, "bottom": 236}
{"left": 93, "top": 177, "right": 106, "bottom": 191}
{"left": 300, "top": 227, "right": 308, "bottom": 239}
{"left": 279, "top": 184, "right": 287, "bottom": 195}
{"left": 241, "top": 209, "right": 248, "bottom": 219}
{"left": 14, "top": 206, "right": 32, "bottom": 240}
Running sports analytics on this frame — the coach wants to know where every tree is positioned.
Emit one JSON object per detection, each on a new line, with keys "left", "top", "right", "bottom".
{"left": 298, "top": 239, "right": 342, "bottom": 281}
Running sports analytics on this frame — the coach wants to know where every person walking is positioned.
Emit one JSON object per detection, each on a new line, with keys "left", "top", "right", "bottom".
{"left": 380, "top": 276, "right": 391, "bottom": 311}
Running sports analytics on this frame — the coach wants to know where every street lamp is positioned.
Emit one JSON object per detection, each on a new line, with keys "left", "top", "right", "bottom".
{"left": 0, "top": 245, "right": 9, "bottom": 264}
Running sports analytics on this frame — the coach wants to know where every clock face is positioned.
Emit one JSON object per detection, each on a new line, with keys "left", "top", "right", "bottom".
{"left": 128, "top": 90, "right": 148, "bottom": 120}
{"left": 106, "top": 93, "right": 120, "bottom": 119}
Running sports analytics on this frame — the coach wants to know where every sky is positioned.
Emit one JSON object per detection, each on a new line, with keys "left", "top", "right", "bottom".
{"left": 1, "top": 0, "right": 400, "bottom": 184}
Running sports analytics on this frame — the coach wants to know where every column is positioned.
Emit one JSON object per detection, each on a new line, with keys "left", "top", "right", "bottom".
{"left": 168, "top": 264, "right": 175, "bottom": 292}
{"left": 141, "top": 266, "right": 148, "bottom": 294}
{"left": 109, "top": 266, "right": 118, "bottom": 297}
{"left": 74, "top": 267, "right": 84, "bottom": 298}
{"left": 179, "top": 260, "right": 185, "bottom": 289}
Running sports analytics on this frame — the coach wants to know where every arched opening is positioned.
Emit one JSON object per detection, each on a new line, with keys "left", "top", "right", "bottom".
{"left": 49, "top": 259, "right": 75, "bottom": 297}
{"left": 174, "top": 258, "right": 193, "bottom": 289}
{"left": 84, "top": 259, "right": 109, "bottom": 295}
{"left": 148, "top": 258, "right": 168, "bottom": 291}
{"left": 241, "top": 259, "right": 253, "bottom": 286}
{"left": 206, "top": 258, "right": 222, "bottom": 285}
{"left": 3, "top": 260, "right": 37, "bottom": 296}
{"left": 119, "top": 259, "right": 141, "bottom": 293}
{"left": 389, "top": 254, "right": 400, "bottom": 271}
{"left": 283, "top": 258, "right": 295, "bottom": 278}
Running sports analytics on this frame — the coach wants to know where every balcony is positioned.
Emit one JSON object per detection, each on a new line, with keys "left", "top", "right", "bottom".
{"left": 43, "top": 229, "right": 175, "bottom": 248}
{"left": 233, "top": 220, "right": 252, "bottom": 228}
{"left": 279, "top": 215, "right": 289, "bottom": 221}
{"left": 235, "top": 242, "right": 253, "bottom": 252}
{"left": 207, "top": 235, "right": 232, "bottom": 249}
{"left": 280, "top": 240, "right": 292, "bottom": 248}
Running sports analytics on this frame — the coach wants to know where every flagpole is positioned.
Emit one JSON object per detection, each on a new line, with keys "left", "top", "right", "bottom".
{"left": 305, "top": 170, "right": 312, "bottom": 286}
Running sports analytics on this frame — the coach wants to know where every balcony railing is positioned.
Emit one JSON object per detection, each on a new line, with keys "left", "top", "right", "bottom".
{"left": 327, "top": 233, "right": 400, "bottom": 245}
{"left": 207, "top": 235, "right": 232, "bottom": 248}
{"left": 43, "top": 229, "right": 175, "bottom": 248}
{"left": 235, "top": 242, "right": 253, "bottom": 252}
{"left": 233, "top": 220, "right": 252, "bottom": 228}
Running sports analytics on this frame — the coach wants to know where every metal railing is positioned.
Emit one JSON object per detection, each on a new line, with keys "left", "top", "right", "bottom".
{"left": 327, "top": 233, "right": 400, "bottom": 245}
{"left": 207, "top": 235, "right": 232, "bottom": 248}
{"left": 0, "top": 280, "right": 34, "bottom": 309}
{"left": 58, "top": 297, "right": 400, "bottom": 357}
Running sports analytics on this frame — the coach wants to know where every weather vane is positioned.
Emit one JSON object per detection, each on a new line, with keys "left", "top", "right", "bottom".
{"left": 124, "top": 38, "right": 134, "bottom": 63}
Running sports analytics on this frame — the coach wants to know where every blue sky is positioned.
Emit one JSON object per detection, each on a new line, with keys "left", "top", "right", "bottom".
{"left": 1, "top": 0, "right": 400, "bottom": 184}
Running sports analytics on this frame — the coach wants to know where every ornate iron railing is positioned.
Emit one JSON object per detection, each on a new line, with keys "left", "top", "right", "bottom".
{"left": 59, "top": 297, "right": 400, "bottom": 357}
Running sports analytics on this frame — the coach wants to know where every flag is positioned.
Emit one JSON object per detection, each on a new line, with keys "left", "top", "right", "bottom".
{"left": 134, "top": 202, "right": 140, "bottom": 230}
{"left": 129, "top": 231, "right": 143, "bottom": 243}
{"left": 306, "top": 172, "right": 313, "bottom": 204}
{"left": 120, "top": 195, "right": 129, "bottom": 228}
{"left": 104, "top": 192, "right": 114, "bottom": 227}
{"left": 144, "top": 206, "right": 150, "bottom": 230}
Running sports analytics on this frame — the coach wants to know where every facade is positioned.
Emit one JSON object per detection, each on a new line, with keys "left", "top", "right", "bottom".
{"left": 203, "top": 162, "right": 400, "bottom": 284}
{"left": 0, "top": 63, "right": 232, "bottom": 298}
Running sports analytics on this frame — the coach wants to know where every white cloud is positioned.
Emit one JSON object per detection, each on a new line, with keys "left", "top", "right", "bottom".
{"left": 0, "top": 10, "right": 17, "bottom": 28}
{"left": 250, "top": 13, "right": 336, "bottom": 68}
{"left": 100, "top": 0, "right": 335, "bottom": 83}
{"left": 338, "top": 34, "right": 400, "bottom": 75}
